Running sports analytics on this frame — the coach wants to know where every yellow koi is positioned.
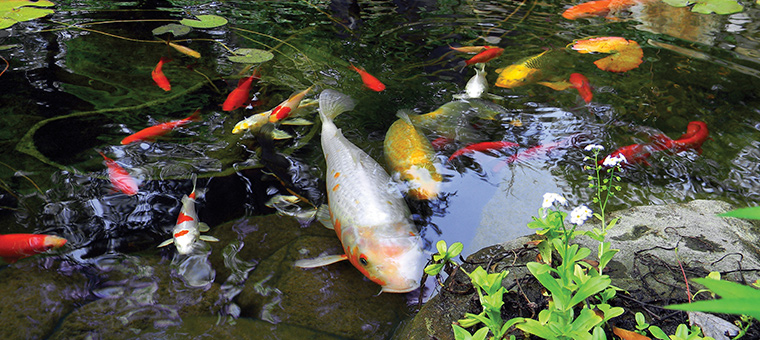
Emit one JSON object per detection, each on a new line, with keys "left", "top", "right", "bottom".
{"left": 494, "top": 50, "right": 550, "bottom": 88}
{"left": 384, "top": 111, "right": 442, "bottom": 200}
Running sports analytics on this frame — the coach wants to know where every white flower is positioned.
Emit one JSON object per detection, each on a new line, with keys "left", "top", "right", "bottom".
{"left": 542, "top": 193, "right": 567, "bottom": 208}
{"left": 569, "top": 205, "right": 593, "bottom": 225}
{"left": 584, "top": 144, "right": 604, "bottom": 152}
{"left": 602, "top": 153, "right": 627, "bottom": 167}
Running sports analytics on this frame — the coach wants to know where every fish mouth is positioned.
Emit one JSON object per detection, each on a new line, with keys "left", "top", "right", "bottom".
{"left": 381, "top": 281, "right": 420, "bottom": 293}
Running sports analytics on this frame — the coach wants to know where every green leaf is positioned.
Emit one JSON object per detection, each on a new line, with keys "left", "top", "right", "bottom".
{"left": 179, "top": 14, "right": 228, "bottom": 28}
{"left": 667, "top": 298, "right": 760, "bottom": 320}
{"left": 570, "top": 307, "right": 604, "bottom": 333}
{"left": 516, "top": 318, "right": 559, "bottom": 338}
{"left": 436, "top": 240, "right": 448, "bottom": 255}
{"left": 228, "top": 48, "right": 274, "bottom": 64}
{"left": 471, "top": 327, "right": 489, "bottom": 340}
{"left": 0, "top": 1, "right": 55, "bottom": 29}
{"left": 424, "top": 263, "right": 444, "bottom": 276}
{"left": 648, "top": 325, "right": 669, "bottom": 340}
{"left": 152, "top": 23, "right": 192, "bottom": 37}
{"left": 449, "top": 242, "right": 464, "bottom": 258}
{"left": 569, "top": 276, "right": 611, "bottom": 307}
{"left": 0, "top": 0, "right": 55, "bottom": 12}
{"left": 718, "top": 206, "right": 760, "bottom": 220}
{"left": 692, "top": 0, "right": 743, "bottom": 14}
{"left": 692, "top": 278, "right": 760, "bottom": 299}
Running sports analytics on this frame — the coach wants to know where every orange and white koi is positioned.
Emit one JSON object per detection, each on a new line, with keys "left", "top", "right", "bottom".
{"left": 384, "top": 111, "right": 443, "bottom": 200}
{"left": 0, "top": 234, "right": 67, "bottom": 263}
{"left": 222, "top": 72, "right": 258, "bottom": 111}
{"left": 152, "top": 57, "right": 172, "bottom": 92}
{"left": 157, "top": 175, "right": 218, "bottom": 254}
{"left": 99, "top": 152, "right": 139, "bottom": 196}
{"left": 449, "top": 141, "right": 519, "bottom": 161}
{"left": 465, "top": 47, "right": 504, "bottom": 66}
{"left": 269, "top": 86, "right": 314, "bottom": 122}
{"left": 569, "top": 73, "right": 593, "bottom": 103}
{"left": 232, "top": 99, "right": 318, "bottom": 134}
{"left": 121, "top": 110, "right": 201, "bottom": 145}
{"left": 349, "top": 64, "right": 386, "bottom": 92}
{"left": 295, "top": 90, "right": 425, "bottom": 293}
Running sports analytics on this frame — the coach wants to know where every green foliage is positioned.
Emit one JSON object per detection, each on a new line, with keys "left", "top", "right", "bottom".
{"left": 228, "top": 48, "right": 275, "bottom": 64}
{"left": 667, "top": 278, "right": 760, "bottom": 321}
{"left": 0, "top": 0, "right": 55, "bottom": 29}
{"left": 454, "top": 266, "right": 518, "bottom": 340}
{"left": 152, "top": 23, "right": 192, "bottom": 37}
{"left": 717, "top": 206, "right": 760, "bottom": 220}
{"left": 661, "top": 0, "right": 743, "bottom": 14}
{"left": 179, "top": 14, "right": 228, "bottom": 28}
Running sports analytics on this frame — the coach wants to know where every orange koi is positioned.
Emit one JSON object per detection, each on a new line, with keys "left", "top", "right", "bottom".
{"left": 121, "top": 110, "right": 201, "bottom": 145}
{"left": 449, "top": 141, "right": 519, "bottom": 161}
{"left": 671, "top": 121, "right": 709, "bottom": 154}
{"left": 0, "top": 234, "right": 67, "bottom": 263}
{"left": 465, "top": 47, "right": 504, "bottom": 66}
{"left": 269, "top": 86, "right": 314, "bottom": 122}
{"left": 151, "top": 57, "right": 172, "bottom": 92}
{"left": 98, "top": 152, "right": 139, "bottom": 196}
{"left": 562, "top": 0, "right": 615, "bottom": 19}
{"left": 599, "top": 134, "right": 673, "bottom": 166}
{"left": 222, "top": 73, "right": 257, "bottom": 111}
{"left": 449, "top": 45, "right": 495, "bottom": 54}
{"left": 349, "top": 64, "right": 386, "bottom": 92}
{"left": 569, "top": 73, "right": 593, "bottom": 103}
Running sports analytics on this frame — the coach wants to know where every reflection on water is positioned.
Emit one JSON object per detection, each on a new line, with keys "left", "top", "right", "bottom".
{"left": 1, "top": 0, "right": 760, "bottom": 338}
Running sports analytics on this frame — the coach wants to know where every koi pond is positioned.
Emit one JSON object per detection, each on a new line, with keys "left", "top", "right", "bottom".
{"left": 1, "top": 0, "right": 759, "bottom": 339}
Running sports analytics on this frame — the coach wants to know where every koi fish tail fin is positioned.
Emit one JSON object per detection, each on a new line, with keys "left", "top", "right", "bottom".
{"left": 395, "top": 110, "right": 414, "bottom": 125}
{"left": 188, "top": 109, "right": 202, "bottom": 122}
{"left": 318, "top": 89, "right": 356, "bottom": 122}
{"left": 187, "top": 173, "right": 206, "bottom": 200}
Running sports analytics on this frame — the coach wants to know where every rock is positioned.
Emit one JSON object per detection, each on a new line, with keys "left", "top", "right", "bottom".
{"left": 392, "top": 200, "right": 760, "bottom": 339}
{"left": 0, "top": 259, "right": 89, "bottom": 340}
{"left": 134, "top": 316, "right": 346, "bottom": 339}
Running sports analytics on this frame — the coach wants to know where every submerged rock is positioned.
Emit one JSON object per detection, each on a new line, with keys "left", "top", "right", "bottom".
{"left": 393, "top": 199, "right": 760, "bottom": 340}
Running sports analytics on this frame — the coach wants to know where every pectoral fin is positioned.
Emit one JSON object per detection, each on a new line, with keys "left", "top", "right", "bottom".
{"left": 294, "top": 254, "right": 348, "bottom": 268}
{"left": 198, "top": 222, "right": 210, "bottom": 233}
{"left": 316, "top": 205, "right": 333, "bottom": 229}
{"left": 537, "top": 81, "right": 573, "bottom": 91}
{"left": 199, "top": 235, "right": 219, "bottom": 242}
{"left": 157, "top": 239, "right": 174, "bottom": 248}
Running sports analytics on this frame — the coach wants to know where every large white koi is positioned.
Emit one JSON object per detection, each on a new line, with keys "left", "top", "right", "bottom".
{"left": 158, "top": 175, "right": 219, "bottom": 254}
{"left": 294, "top": 89, "right": 426, "bottom": 293}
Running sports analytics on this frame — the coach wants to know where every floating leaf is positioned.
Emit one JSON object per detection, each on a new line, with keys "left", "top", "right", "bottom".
{"left": 571, "top": 37, "right": 643, "bottom": 73}
{"left": 0, "top": 0, "right": 55, "bottom": 29}
{"left": 718, "top": 206, "right": 760, "bottom": 220}
{"left": 228, "top": 48, "right": 274, "bottom": 64}
{"left": 662, "top": 0, "right": 742, "bottom": 14}
{"left": 152, "top": 23, "right": 192, "bottom": 37}
{"left": 179, "top": 14, "right": 227, "bottom": 28}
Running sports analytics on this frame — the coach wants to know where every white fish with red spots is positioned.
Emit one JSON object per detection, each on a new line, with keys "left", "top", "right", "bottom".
{"left": 158, "top": 175, "right": 219, "bottom": 254}
{"left": 294, "top": 89, "right": 426, "bottom": 293}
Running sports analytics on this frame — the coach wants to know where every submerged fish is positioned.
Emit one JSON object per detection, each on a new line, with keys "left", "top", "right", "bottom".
{"left": 600, "top": 134, "right": 673, "bottom": 166}
{"left": 449, "top": 141, "right": 519, "bottom": 161}
{"left": 454, "top": 63, "right": 488, "bottom": 99}
{"left": 158, "top": 175, "right": 219, "bottom": 254}
{"left": 232, "top": 99, "right": 318, "bottom": 134}
{"left": 295, "top": 90, "right": 425, "bottom": 293}
{"left": 671, "top": 121, "right": 709, "bottom": 153}
{"left": 0, "top": 234, "right": 67, "bottom": 263}
{"left": 269, "top": 86, "right": 314, "bottom": 122}
{"left": 121, "top": 110, "right": 201, "bottom": 145}
{"left": 384, "top": 111, "right": 443, "bottom": 200}
{"left": 409, "top": 99, "right": 506, "bottom": 143}
{"left": 349, "top": 64, "right": 386, "bottom": 92}
{"left": 152, "top": 57, "right": 172, "bottom": 92}
{"left": 569, "top": 73, "right": 593, "bottom": 103}
{"left": 222, "top": 71, "right": 259, "bottom": 111}
{"left": 99, "top": 152, "right": 139, "bottom": 196}
{"left": 465, "top": 47, "right": 504, "bottom": 66}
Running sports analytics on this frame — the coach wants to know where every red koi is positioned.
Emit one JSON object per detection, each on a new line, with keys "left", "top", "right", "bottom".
{"left": 349, "top": 64, "right": 386, "bottom": 92}
{"left": 671, "top": 121, "right": 709, "bottom": 153}
{"left": 151, "top": 57, "right": 172, "bottom": 92}
{"left": 222, "top": 72, "right": 258, "bottom": 111}
{"left": 465, "top": 47, "right": 504, "bottom": 66}
{"left": 599, "top": 134, "right": 673, "bottom": 166}
{"left": 269, "top": 86, "right": 314, "bottom": 122}
{"left": 449, "top": 141, "right": 519, "bottom": 161}
{"left": 99, "top": 152, "right": 139, "bottom": 195}
{"left": 569, "top": 73, "right": 593, "bottom": 103}
{"left": 121, "top": 110, "right": 201, "bottom": 145}
{"left": 0, "top": 234, "right": 67, "bottom": 263}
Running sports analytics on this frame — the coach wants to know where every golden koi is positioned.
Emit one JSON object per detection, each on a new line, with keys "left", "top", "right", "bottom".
{"left": 295, "top": 90, "right": 425, "bottom": 293}
{"left": 384, "top": 111, "right": 443, "bottom": 200}
{"left": 494, "top": 50, "right": 551, "bottom": 88}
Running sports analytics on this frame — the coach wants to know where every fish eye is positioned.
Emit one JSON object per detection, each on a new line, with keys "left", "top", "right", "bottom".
{"left": 359, "top": 254, "right": 369, "bottom": 266}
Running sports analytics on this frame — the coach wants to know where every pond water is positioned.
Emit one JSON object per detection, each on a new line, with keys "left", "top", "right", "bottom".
{"left": 1, "top": 0, "right": 759, "bottom": 339}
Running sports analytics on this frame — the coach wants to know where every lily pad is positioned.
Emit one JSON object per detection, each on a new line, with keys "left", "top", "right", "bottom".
{"left": 152, "top": 23, "right": 192, "bottom": 37}
{"left": 228, "top": 48, "right": 274, "bottom": 64}
{"left": 571, "top": 37, "right": 643, "bottom": 73}
{"left": 179, "top": 14, "right": 227, "bottom": 29}
{"left": 0, "top": 0, "right": 55, "bottom": 29}
{"left": 662, "top": 0, "right": 743, "bottom": 14}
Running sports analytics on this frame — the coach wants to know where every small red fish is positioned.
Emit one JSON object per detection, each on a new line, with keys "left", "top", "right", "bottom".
{"left": 671, "top": 121, "right": 709, "bottom": 153}
{"left": 152, "top": 57, "right": 172, "bottom": 92}
{"left": 222, "top": 71, "right": 259, "bottom": 111}
{"left": 569, "top": 73, "right": 593, "bottom": 103}
{"left": 599, "top": 134, "right": 673, "bottom": 166}
{"left": 121, "top": 110, "right": 201, "bottom": 145}
{"left": 99, "top": 152, "right": 139, "bottom": 195}
{"left": 349, "top": 64, "right": 386, "bottom": 92}
{"left": 0, "top": 234, "right": 67, "bottom": 263}
{"left": 449, "top": 141, "right": 519, "bottom": 161}
{"left": 465, "top": 47, "right": 504, "bottom": 66}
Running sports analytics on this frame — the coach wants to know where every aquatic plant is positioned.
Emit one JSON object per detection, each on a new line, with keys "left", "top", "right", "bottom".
{"left": 661, "top": 0, "right": 743, "bottom": 14}
{"left": 0, "top": 0, "right": 55, "bottom": 29}
{"left": 424, "top": 240, "right": 463, "bottom": 277}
